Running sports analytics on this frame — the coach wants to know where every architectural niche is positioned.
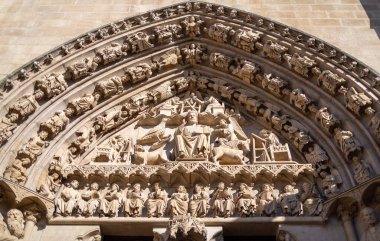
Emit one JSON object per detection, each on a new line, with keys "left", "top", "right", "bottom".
{"left": 0, "top": 1, "right": 379, "bottom": 241}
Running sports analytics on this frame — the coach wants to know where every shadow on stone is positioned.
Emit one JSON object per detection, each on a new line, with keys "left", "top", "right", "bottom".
{"left": 360, "top": 0, "right": 380, "bottom": 38}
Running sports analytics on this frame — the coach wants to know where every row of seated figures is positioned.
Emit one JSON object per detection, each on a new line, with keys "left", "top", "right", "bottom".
{"left": 90, "top": 94, "right": 292, "bottom": 165}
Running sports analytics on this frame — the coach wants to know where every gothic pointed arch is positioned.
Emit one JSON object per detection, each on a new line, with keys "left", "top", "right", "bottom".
{"left": 0, "top": 1, "right": 379, "bottom": 241}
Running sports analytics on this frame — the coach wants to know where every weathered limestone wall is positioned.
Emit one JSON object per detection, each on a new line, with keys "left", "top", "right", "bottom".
{"left": 0, "top": 0, "right": 380, "bottom": 80}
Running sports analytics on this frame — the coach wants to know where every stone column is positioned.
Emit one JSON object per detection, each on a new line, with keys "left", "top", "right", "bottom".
{"left": 23, "top": 205, "right": 41, "bottom": 241}
{"left": 337, "top": 204, "right": 358, "bottom": 241}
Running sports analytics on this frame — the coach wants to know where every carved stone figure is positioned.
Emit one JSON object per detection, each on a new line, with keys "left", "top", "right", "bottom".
{"left": 257, "top": 184, "right": 276, "bottom": 216}
{"left": 93, "top": 110, "right": 127, "bottom": 134}
{"left": 152, "top": 47, "right": 182, "bottom": 71}
{"left": 230, "top": 59, "right": 260, "bottom": 83}
{"left": 125, "top": 32, "right": 154, "bottom": 53}
{"left": 181, "top": 16, "right": 203, "bottom": 37}
{"left": 304, "top": 144, "right": 329, "bottom": 173}
{"left": 154, "top": 24, "right": 183, "bottom": 45}
{"left": 5, "top": 209, "right": 24, "bottom": 240}
{"left": 206, "top": 23, "right": 235, "bottom": 43}
{"left": 317, "top": 70, "right": 346, "bottom": 95}
{"left": 77, "top": 182, "right": 100, "bottom": 217}
{"left": 360, "top": 207, "right": 380, "bottom": 241}
{"left": 167, "top": 214, "right": 207, "bottom": 241}
{"left": 174, "top": 111, "right": 211, "bottom": 160}
{"left": 285, "top": 53, "right": 317, "bottom": 77}
{"left": 334, "top": 129, "right": 362, "bottom": 160}
{"left": 261, "top": 73, "right": 289, "bottom": 97}
{"left": 344, "top": 87, "right": 374, "bottom": 116}
{"left": 231, "top": 29, "right": 262, "bottom": 52}
{"left": 35, "top": 73, "right": 68, "bottom": 99}
{"left": 189, "top": 184, "right": 209, "bottom": 218}
{"left": 133, "top": 144, "right": 169, "bottom": 165}
{"left": 99, "top": 183, "right": 122, "bottom": 217}
{"left": 146, "top": 182, "right": 168, "bottom": 218}
{"left": 352, "top": 158, "right": 372, "bottom": 184}
{"left": 123, "top": 63, "right": 152, "bottom": 83}
{"left": 94, "top": 43, "right": 125, "bottom": 65}
{"left": 315, "top": 107, "right": 340, "bottom": 133}
{"left": 36, "top": 166, "right": 62, "bottom": 199}
{"left": 3, "top": 158, "right": 31, "bottom": 184}
{"left": 7, "top": 92, "right": 43, "bottom": 122}
{"left": 299, "top": 183, "right": 322, "bottom": 216}
{"left": 279, "top": 185, "right": 302, "bottom": 216}
{"left": 289, "top": 89, "right": 314, "bottom": 113}
{"left": 17, "top": 130, "right": 49, "bottom": 161}
{"left": 124, "top": 183, "right": 144, "bottom": 217}
{"left": 209, "top": 52, "right": 231, "bottom": 72}
{"left": 235, "top": 183, "right": 256, "bottom": 217}
{"left": 95, "top": 135, "right": 132, "bottom": 163}
{"left": 55, "top": 179, "right": 80, "bottom": 216}
{"left": 0, "top": 117, "right": 17, "bottom": 145}
{"left": 181, "top": 44, "right": 207, "bottom": 65}
{"left": 65, "top": 94, "right": 97, "bottom": 116}
{"left": 169, "top": 186, "right": 189, "bottom": 217}
{"left": 93, "top": 76, "right": 124, "bottom": 101}
{"left": 320, "top": 169, "right": 342, "bottom": 197}
{"left": 262, "top": 40, "right": 288, "bottom": 62}
{"left": 65, "top": 57, "right": 98, "bottom": 81}
{"left": 69, "top": 126, "right": 96, "bottom": 156}
{"left": 370, "top": 112, "right": 380, "bottom": 141}
{"left": 211, "top": 182, "right": 234, "bottom": 218}
{"left": 39, "top": 110, "right": 69, "bottom": 139}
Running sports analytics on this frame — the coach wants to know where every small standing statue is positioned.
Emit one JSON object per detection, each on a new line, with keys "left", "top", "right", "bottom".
{"left": 211, "top": 182, "right": 234, "bottom": 218}
{"left": 299, "top": 183, "right": 323, "bottom": 216}
{"left": 257, "top": 183, "right": 276, "bottom": 216}
{"left": 124, "top": 183, "right": 144, "bottom": 217}
{"left": 189, "top": 184, "right": 209, "bottom": 218}
{"left": 99, "top": 183, "right": 122, "bottom": 217}
{"left": 146, "top": 182, "right": 168, "bottom": 218}
{"left": 77, "top": 182, "right": 101, "bottom": 217}
{"left": 168, "top": 185, "right": 189, "bottom": 217}
{"left": 55, "top": 179, "right": 80, "bottom": 217}
{"left": 278, "top": 185, "right": 302, "bottom": 216}
{"left": 235, "top": 183, "right": 257, "bottom": 217}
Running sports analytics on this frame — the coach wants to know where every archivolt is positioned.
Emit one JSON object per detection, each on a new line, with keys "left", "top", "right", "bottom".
{"left": 0, "top": 1, "right": 379, "bottom": 200}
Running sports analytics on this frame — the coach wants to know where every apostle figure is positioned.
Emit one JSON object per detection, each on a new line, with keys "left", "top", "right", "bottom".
{"left": 189, "top": 184, "right": 209, "bottom": 218}
{"left": 211, "top": 182, "right": 234, "bottom": 218}
{"left": 99, "top": 183, "right": 122, "bottom": 217}
{"left": 257, "top": 183, "right": 276, "bottom": 216}
{"left": 169, "top": 185, "right": 189, "bottom": 217}
{"left": 175, "top": 111, "right": 211, "bottom": 159}
{"left": 55, "top": 179, "right": 80, "bottom": 216}
{"left": 124, "top": 183, "right": 144, "bottom": 217}
{"left": 146, "top": 182, "right": 168, "bottom": 218}
{"left": 299, "top": 183, "right": 323, "bottom": 216}
{"left": 236, "top": 183, "right": 256, "bottom": 217}
{"left": 360, "top": 207, "right": 380, "bottom": 241}
{"left": 279, "top": 185, "right": 302, "bottom": 216}
{"left": 77, "top": 182, "right": 100, "bottom": 217}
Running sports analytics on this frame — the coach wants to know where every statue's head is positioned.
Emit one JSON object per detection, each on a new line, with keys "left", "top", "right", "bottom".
{"left": 6, "top": 209, "right": 24, "bottom": 239}
{"left": 111, "top": 183, "right": 119, "bottom": 191}
{"left": 194, "top": 184, "right": 202, "bottom": 193}
{"left": 153, "top": 182, "right": 161, "bottom": 191}
{"left": 217, "top": 182, "right": 225, "bottom": 190}
{"left": 262, "top": 184, "right": 272, "bottom": 192}
{"left": 70, "top": 179, "right": 79, "bottom": 189}
{"left": 90, "top": 182, "right": 99, "bottom": 191}
{"left": 177, "top": 185, "right": 186, "bottom": 193}
{"left": 284, "top": 185, "right": 294, "bottom": 193}
{"left": 361, "top": 207, "right": 377, "bottom": 226}
{"left": 239, "top": 183, "right": 248, "bottom": 191}
{"left": 133, "top": 183, "right": 141, "bottom": 192}
{"left": 186, "top": 111, "right": 198, "bottom": 124}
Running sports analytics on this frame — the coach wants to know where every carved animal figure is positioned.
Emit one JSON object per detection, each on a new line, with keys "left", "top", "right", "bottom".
{"left": 133, "top": 145, "right": 169, "bottom": 165}
{"left": 212, "top": 139, "right": 250, "bottom": 165}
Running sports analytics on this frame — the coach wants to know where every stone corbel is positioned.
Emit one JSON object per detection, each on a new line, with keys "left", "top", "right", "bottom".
{"left": 22, "top": 204, "right": 42, "bottom": 241}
